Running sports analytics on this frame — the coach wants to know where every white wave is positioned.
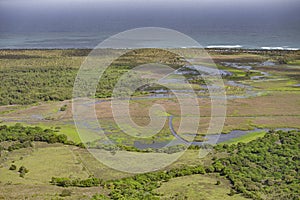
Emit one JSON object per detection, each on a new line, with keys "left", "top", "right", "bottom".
{"left": 206, "top": 45, "right": 242, "bottom": 49}
{"left": 180, "top": 46, "right": 202, "bottom": 49}
{"left": 261, "top": 47, "right": 299, "bottom": 50}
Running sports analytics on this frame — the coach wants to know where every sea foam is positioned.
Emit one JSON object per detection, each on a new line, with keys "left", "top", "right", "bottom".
{"left": 261, "top": 47, "right": 299, "bottom": 50}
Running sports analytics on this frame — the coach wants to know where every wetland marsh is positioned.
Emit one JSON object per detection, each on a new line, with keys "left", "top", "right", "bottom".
{"left": 0, "top": 48, "right": 299, "bottom": 199}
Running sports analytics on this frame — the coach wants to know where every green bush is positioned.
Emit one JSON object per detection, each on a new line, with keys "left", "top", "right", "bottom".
{"left": 18, "top": 166, "right": 29, "bottom": 177}
{"left": 18, "top": 166, "right": 29, "bottom": 173}
{"left": 60, "top": 105, "right": 67, "bottom": 111}
{"left": 50, "top": 177, "right": 102, "bottom": 187}
{"left": 9, "top": 164, "right": 17, "bottom": 170}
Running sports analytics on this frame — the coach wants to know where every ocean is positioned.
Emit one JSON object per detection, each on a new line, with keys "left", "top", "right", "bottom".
{"left": 1, "top": 26, "right": 299, "bottom": 50}
{"left": 1, "top": 1, "right": 299, "bottom": 50}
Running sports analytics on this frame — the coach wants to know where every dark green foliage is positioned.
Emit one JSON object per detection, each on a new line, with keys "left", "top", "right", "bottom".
{"left": 187, "top": 145, "right": 201, "bottom": 150}
{"left": 0, "top": 124, "right": 83, "bottom": 151}
{"left": 0, "top": 66, "right": 76, "bottom": 105}
{"left": 18, "top": 166, "right": 29, "bottom": 173}
{"left": 9, "top": 164, "right": 17, "bottom": 170}
{"left": 0, "top": 62, "right": 132, "bottom": 105}
{"left": 205, "top": 165, "right": 215, "bottom": 173}
{"left": 50, "top": 177, "right": 103, "bottom": 187}
{"left": 214, "top": 130, "right": 300, "bottom": 200}
{"left": 18, "top": 166, "right": 29, "bottom": 177}
{"left": 60, "top": 105, "right": 67, "bottom": 111}
{"left": 0, "top": 63, "right": 152, "bottom": 105}
{"left": 105, "top": 165, "right": 206, "bottom": 199}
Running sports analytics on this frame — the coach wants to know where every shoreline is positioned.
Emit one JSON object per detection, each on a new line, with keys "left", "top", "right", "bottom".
{"left": 0, "top": 48, "right": 299, "bottom": 53}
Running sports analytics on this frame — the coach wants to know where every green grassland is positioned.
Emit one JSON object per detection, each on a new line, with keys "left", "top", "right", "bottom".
{"left": 0, "top": 143, "right": 109, "bottom": 200}
{"left": 155, "top": 174, "right": 248, "bottom": 200}
{"left": 0, "top": 143, "right": 89, "bottom": 185}
{"left": 220, "top": 131, "right": 267, "bottom": 145}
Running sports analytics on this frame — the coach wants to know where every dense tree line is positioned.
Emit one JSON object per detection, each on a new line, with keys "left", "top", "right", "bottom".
{"left": 213, "top": 130, "right": 300, "bottom": 200}
{"left": 0, "top": 124, "right": 84, "bottom": 153}
{"left": 0, "top": 66, "right": 76, "bottom": 105}
{"left": 0, "top": 65, "right": 132, "bottom": 105}
{"left": 51, "top": 177, "right": 103, "bottom": 187}
{"left": 87, "top": 143, "right": 187, "bottom": 154}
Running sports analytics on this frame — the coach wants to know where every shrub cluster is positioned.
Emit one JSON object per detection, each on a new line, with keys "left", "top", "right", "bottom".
{"left": 213, "top": 130, "right": 300, "bottom": 199}
{"left": 0, "top": 124, "right": 84, "bottom": 152}
{"left": 51, "top": 177, "right": 103, "bottom": 187}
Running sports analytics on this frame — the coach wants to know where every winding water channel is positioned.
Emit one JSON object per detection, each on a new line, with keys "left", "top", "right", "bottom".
{"left": 134, "top": 116, "right": 298, "bottom": 149}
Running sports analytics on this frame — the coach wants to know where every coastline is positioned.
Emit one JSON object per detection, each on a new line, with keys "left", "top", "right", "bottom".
{"left": 0, "top": 47, "right": 299, "bottom": 53}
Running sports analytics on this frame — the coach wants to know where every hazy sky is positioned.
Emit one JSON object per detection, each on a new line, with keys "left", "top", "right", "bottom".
{"left": 0, "top": 0, "right": 299, "bottom": 33}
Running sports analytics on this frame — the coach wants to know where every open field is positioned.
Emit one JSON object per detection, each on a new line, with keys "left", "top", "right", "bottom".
{"left": 155, "top": 174, "right": 248, "bottom": 200}
{"left": 0, "top": 143, "right": 109, "bottom": 200}
{"left": 0, "top": 143, "right": 89, "bottom": 184}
